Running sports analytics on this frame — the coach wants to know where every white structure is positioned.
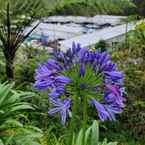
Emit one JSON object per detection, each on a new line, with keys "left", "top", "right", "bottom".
{"left": 25, "top": 15, "right": 131, "bottom": 51}
{"left": 45, "top": 15, "right": 126, "bottom": 26}
{"left": 59, "top": 23, "right": 135, "bottom": 51}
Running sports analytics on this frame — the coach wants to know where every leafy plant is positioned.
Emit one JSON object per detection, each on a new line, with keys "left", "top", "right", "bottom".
{"left": 0, "top": 82, "right": 33, "bottom": 126}
{"left": 72, "top": 120, "right": 99, "bottom": 145}
{"left": 0, "top": 82, "right": 43, "bottom": 144}
{"left": 72, "top": 120, "right": 117, "bottom": 145}
{"left": 7, "top": 126, "right": 43, "bottom": 145}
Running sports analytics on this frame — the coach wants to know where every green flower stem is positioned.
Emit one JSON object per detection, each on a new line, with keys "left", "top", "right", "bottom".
{"left": 69, "top": 94, "right": 78, "bottom": 145}
{"left": 82, "top": 96, "right": 88, "bottom": 145}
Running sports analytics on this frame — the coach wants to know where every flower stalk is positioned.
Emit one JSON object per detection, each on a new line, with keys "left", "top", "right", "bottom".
{"left": 69, "top": 95, "right": 78, "bottom": 144}
{"left": 82, "top": 96, "right": 88, "bottom": 145}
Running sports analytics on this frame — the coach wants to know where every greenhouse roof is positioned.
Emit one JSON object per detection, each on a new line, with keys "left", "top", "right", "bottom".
{"left": 44, "top": 15, "right": 126, "bottom": 26}
{"left": 25, "top": 15, "right": 129, "bottom": 49}
{"left": 59, "top": 23, "right": 135, "bottom": 51}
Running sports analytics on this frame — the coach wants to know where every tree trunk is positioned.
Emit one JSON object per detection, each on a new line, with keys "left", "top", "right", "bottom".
{"left": 6, "top": 60, "right": 14, "bottom": 81}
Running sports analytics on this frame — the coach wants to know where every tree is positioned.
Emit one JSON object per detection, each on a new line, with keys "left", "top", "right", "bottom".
{"left": 0, "top": 0, "right": 44, "bottom": 80}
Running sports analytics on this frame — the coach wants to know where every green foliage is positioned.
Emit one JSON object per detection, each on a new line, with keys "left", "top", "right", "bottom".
{"left": 126, "top": 22, "right": 145, "bottom": 56}
{"left": 133, "top": 0, "right": 145, "bottom": 16}
{"left": 71, "top": 120, "right": 99, "bottom": 145}
{"left": 39, "top": 121, "right": 118, "bottom": 145}
{"left": 72, "top": 120, "right": 116, "bottom": 145}
{"left": 110, "top": 22, "right": 145, "bottom": 143}
{"left": 14, "top": 45, "right": 54, "bottom": 90}
{"left": 0, "top": 82, "right": 43, "bottom": 145}
{"left": 51, "top": 0, "right": 136, "bottom": 16}
{"left": 0, "top": 0, "right": 45, "bottom": 80}
{"left": 8, "top": 126, "right": 43, "bottom": 145}
{"left": 95, "top": 40, "right": 107, "bottom": 52}
{"left": 0, "top": 82, "right": 33, "bottom": 125}
{"left": 0, "top": 49, "right": 6, "bottom": 81}
{"left": 112, "top": 22, "right": 145, "bottom": 98}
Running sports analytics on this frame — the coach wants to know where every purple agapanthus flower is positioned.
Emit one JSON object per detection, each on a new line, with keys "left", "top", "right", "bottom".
{"left": 48, "top": 98, "right": 71, "bottom": 125}
{"left": 34, "top": 42, "right": 125, "bottom": 124}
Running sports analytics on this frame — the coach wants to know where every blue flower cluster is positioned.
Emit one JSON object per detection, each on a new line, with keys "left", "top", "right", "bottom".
{"left": 34, "top": 43, "right": 125, "bottom": 125}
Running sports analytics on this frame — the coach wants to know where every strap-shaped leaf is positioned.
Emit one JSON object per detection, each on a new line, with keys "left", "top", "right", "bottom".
{"left": 76, "top": 129, "right": 83, "bottom": 145}
{"left": 0, "top": 139, "right": 4, "bottom": 145}
{"left": 91, "top": 120, "right": 99, "bottom": 145}
{"left": 0, "top": 83, "right": 14, "bottom": 106}
{"left": 84, "top": 126, "right": 92, "bottom": 145}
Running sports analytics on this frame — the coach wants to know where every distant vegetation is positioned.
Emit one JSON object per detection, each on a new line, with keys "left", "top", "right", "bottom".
{"left": 132, "top": 0, "right": 145, "bottom": 16}
{"left": 50, "top": 0, "right": 137, "bottom": 16}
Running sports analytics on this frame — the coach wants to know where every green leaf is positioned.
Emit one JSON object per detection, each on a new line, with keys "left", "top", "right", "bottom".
{"left": 0, "top": 119, "right": 23, "bottom": 129}
{"left": 76, "top": 129, "right": 83, "bottom": 145}
{"left": 0, "top": 110, "right": 4, "bottom": 114}
{"left": 84, "top": 126, "right": 92, "bottom": 145}
{"left": 0, "top": 139, "right": 4, "bottom": 145}
{"left": 0, "top": 83, "right": 14, "bottom": 106}
{"left": 91, "top": 120, "right": 99, "bottom": 145}
{"left": 9, "top": 103, "right": 34, "bottom": 112}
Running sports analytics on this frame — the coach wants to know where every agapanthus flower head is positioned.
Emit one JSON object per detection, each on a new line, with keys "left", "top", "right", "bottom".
{"left": 34, "top": 43, "right": 125, "bottom": 124}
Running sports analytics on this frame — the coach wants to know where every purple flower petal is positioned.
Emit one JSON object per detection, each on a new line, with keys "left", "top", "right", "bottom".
{"left": 48, "top": 98, "right": 71, "bottom": 125}
{"left": 90, "top": 99, "right": 109, "bottom": 121}
{"left": 79, "top": 63, "right": 85, "bottom": 77}
{"left": 55, "top": 76, "right": 71, "bottom": 84}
